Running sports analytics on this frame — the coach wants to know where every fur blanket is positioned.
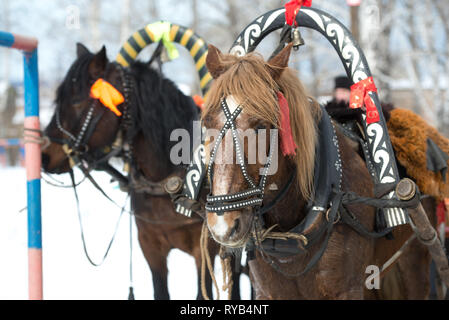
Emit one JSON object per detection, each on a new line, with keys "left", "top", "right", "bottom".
{"left": 387, "top": 108, "right": 449, "bottom": 200}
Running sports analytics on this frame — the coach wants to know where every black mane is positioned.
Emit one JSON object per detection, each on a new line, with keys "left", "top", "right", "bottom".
{"left": 127, "top": 61, "right": 199, "bottom": 164}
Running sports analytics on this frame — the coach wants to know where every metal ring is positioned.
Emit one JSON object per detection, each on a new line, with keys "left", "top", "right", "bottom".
{"left": 326, "top": 208, "right": 341, "bottom": 225}
{"left": 417, "top": 229, "right": 438, "bottom": 246}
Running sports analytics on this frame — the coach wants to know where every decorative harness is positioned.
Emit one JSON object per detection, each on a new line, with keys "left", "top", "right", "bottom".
{"left": 253, "top": 105, "right": 344, "bottom": 274}
{"left": 253, "top": 106, "right": 422, "bottom": 277}
{"left": 205, "top": 98, "right": 291, "bottom": 215}
{"left": 204, "top": 97, "right": 422, "bottom": 277}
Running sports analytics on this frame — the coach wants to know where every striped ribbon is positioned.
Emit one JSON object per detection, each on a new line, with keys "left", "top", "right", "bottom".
{"left": 116, "top": 21, "right": 212, "bottom": 96}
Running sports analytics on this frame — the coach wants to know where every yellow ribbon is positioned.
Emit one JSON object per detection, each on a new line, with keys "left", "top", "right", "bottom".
{"left": 90, "top": 78, "right": 124, "bottom": 116}
{"left": 147, "top": 21, "right": 179, "bottom": 60}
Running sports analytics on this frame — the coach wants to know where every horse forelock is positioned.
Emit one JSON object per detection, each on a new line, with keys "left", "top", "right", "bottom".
{"left": 55, "top": 52, "right": 94, "bottom": 112}
{"left": 202, "top": 52, "right": 321, "bottom": 200}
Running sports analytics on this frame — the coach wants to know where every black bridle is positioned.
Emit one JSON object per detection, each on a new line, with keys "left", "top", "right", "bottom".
{"left": 54, "top": 97, "right": 103, "bottom": 152}
{"left": 205, "top": 98, "right": 290, "bottom": 215}
{"left": 47, "top": 62, "right": 133, "bottom": 177}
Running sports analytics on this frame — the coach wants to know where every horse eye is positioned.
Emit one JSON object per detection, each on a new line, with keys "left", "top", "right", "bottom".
{"left": 255, "top": 123, "right": 267, "bottom": 132}
{"left": 203, "top": 115, "right": 213, "bottom": 125}
{"left": 72, "top": 96, "right": 84, "bottom": 107}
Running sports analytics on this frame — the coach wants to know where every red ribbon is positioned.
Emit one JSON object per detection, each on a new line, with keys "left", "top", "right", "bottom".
{"left": 349, "top": 76, "right": 379, "bottom": 124}
{"left": 285, "top": 0, "right": 312, "bottom": 27}
{"left": 277, "top": 92, "right": 298, "bottom": 156}
{"left": 437, "top": 201, "right": 446, "bottom": 226}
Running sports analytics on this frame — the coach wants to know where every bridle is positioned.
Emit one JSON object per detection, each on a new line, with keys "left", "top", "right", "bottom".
{"left": 47, "top": 62, "right": 133, "bottom": 173}
{"left": 55, "top": 97, "right": 103, "bottom": 151}
{"left": 205, "top": 97, "right": 294, "bottom": 215}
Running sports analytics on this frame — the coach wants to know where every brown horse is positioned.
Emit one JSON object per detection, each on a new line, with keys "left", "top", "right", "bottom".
{"left": 202, "top": 43, "right": 436, "bottom": 299}
{"left": 41, "top": 43, "right": 241, "bottom": 300}
{"left": 325, "top": 99, "right": 438, "bottom": 299}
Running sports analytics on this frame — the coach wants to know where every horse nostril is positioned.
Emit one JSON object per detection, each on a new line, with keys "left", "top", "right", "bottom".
{"left": 41, "top": 153, "right": 50, "bottom": 170}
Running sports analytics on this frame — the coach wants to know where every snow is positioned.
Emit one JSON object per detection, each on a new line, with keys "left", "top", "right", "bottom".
{"left": 0, "top": 167, "right": 250, "bottom": 300}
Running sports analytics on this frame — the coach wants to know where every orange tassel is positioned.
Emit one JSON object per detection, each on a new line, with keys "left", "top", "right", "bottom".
{"left": 90, "top": 78, "right": 124, "bottom": 116}
{"left": 193, "top": 94, "right": 205, "bottom": 110}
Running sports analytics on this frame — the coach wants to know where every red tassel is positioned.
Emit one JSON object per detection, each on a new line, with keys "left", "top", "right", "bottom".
{"left": 277, "top": 92, "right": 298, "bottom": 156}
{"left": 437, "top": 201, "right": 445, "bottom": 226}
{"left": 285, "top": 0, "right": 312, "bottom": 27}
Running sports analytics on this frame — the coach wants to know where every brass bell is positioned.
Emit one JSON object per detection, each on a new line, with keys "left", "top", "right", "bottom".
{"left": 291, "top": 28, "right": 305, "bottom": 50}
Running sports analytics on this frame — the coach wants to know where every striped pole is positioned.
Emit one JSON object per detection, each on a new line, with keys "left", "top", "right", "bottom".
{"left": 0, "top": 31, "right": 42, "bottom": 300}
{"left": 116, "top": 22, "right": 212, "bottom": 97}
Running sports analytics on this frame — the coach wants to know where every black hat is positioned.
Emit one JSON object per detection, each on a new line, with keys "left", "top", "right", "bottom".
{"left": 334, "top": 76, "right": 352, "bottom": 90}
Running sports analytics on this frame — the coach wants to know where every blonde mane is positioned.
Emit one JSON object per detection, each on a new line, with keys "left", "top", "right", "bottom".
{"left": 203, "top": 51, "right": 322, "bottom": 200}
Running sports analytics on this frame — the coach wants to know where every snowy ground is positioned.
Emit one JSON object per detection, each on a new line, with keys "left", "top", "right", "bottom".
{"left": 0, "top": 167, "right": 250, "bottom": 300}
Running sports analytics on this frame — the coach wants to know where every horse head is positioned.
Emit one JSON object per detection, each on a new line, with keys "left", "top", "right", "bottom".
{"left": 42, "top": 43, "right": 125, "bottom": 174}
{"left": 202, "top": 43, "right": 321, "bottom": 248}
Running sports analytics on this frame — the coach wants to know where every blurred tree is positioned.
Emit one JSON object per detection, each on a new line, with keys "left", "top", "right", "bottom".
{"left": 371, "top": 0, "right": 395, "bottom": 103}
{"left": 434, "top": 0, "right": 449, "bottom": 136}
{"left": 0, "top": 86, "right": 19, "bottom": 166}
{"left": 1, "top": 0, "right": 446, "bottom": 138}
{"left": 1, "top": 0, "right": 11, "bottom": 82}
{"left": 149, "top": 0, "right": 159, "bottom": 18}
{"left": 88, "top": 0, "right": 102, "bottom": 50}
{"left": 120, "top": 0, "right": 131, "bottom": 44}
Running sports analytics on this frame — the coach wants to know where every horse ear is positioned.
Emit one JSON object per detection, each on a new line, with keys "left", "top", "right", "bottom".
{"left": 88, "top": 45, "right": 108, "bottom": 78}
{"left": 206, "top": 44, "right": 225, "bottom": 79}
{"left": 267, "top": 43, "right": 293, "bottom": 80}
{"left": 76, "top": 43, "right": 90, "bottom": 57}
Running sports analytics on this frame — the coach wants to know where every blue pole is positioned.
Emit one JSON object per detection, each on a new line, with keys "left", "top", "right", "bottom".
{"left": 1, "top": 30, "right": 42, "bottom": 299}
{"left": 0, "top": 31, "right": 14, "bottom": 47}
{"left": 23, "top": 48, "right": 43, "bottom": 300}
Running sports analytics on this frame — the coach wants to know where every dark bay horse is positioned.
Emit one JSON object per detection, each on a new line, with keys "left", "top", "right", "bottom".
{"left": 325, "top": 100, "right": 438, "bottom": 299}
{"left": 202, "top": 43, "right": 436, "bottom": 299}
{"left": 41, "top": 43, "right": 234, "bottom": 300}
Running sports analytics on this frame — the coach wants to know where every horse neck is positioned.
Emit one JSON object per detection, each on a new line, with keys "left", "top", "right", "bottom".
{"left": 130, "top": 133, "right": 174, "bottom": 181}
{"left": 125, "top": 65, "right": 195, "bottom": 182}
{"left": 263, "top": 159, "right": 308, "bottom": 231}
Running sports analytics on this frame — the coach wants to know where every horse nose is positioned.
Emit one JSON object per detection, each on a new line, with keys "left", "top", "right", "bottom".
{"left": 41, "top": 153, "right": 50, "bottom": 171}
{"left": 229, "top": 217, "right": 240, "bottom": 238}
{"left": 207, "top": 211, "right": 241, "bottom": 242}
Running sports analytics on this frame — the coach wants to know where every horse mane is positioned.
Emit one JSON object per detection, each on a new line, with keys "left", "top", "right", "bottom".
{"left": 127, "top": 61, "right": 199, "bottom": 163}
{"left": 55, "top": 52, "right": 199, "bottom": 164}
{"left": 203, "top": 52, "right": 321, "bottom": 200}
